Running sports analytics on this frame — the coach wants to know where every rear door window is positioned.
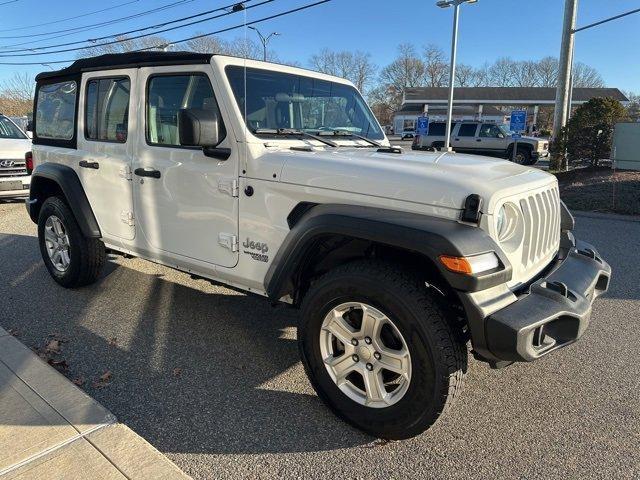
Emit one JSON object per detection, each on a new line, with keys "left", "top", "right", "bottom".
{"left": 85, "top": 77, "right": 130, "bottom": 143}
{"left": 457, "top": 123, "right": 478, "bottom": 137}
{"left": 36, "top": 81, "right": 77, "bottom": 140}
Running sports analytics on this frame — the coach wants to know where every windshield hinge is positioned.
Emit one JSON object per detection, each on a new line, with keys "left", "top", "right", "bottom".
{"left": 218, "top": 178, "right": 239, "bottom": 197}
{"left": 119, "top": 165, "right": 133, "bottom": 181}
{"left": 218, "top": 233, "right": 238, "bottom": 252}
{"left": 120, "top": 210, "right": 135, "bottom": 226}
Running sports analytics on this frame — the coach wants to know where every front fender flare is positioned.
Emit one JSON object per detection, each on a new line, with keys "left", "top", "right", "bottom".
{"left": 264, "top": 204, "right": 512, "bottom": 301}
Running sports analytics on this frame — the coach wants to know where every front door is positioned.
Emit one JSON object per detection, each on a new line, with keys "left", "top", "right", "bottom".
{"left": 477, "top": 123, "right": 508, "bottom": 154}
{"left": 77, "top": 70, "right": 136, "bottom": 240}
{"left": 133, "top": 66, "right": 239, "bottom": 268}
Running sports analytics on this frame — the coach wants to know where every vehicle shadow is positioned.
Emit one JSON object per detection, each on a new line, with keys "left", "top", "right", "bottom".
{"left": 0, "top": 232, "right": 372, "bottom": 455}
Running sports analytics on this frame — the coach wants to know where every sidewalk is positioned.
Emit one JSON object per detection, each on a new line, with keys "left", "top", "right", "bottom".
{"left": 0, "top": 326, "right": 190, "bottom": 479}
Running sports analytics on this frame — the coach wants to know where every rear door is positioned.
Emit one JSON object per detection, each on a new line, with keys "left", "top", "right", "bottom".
{"left": 77, "top": 70, "right": 136, "bottom": 240}
{"left": 132, "top": 65, "right": 239, "bottom": 268}
{"left": 452, "top": 123, "right": 479, "bottom": 151}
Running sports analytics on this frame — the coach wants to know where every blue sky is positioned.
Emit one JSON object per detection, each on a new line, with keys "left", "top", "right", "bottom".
{"left": 0, "top": 0, "right": 638, "bottom": 92}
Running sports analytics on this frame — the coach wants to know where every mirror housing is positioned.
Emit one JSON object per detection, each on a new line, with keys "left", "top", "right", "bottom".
{"left": 178, "top": 108, "right": 221, "bottom": 148}
{"left": 497, "top": 132, "right": 505, "bottom": 139}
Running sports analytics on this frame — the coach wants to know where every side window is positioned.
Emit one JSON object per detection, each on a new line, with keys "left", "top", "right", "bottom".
{"left": 458, "top": 124, "right": 478, "bottom": 137}
{"left": 427, "top": 123, "right": 445, "bottom": 136}
{"left": 146, "top": 74, "right": 225, "bottom": 147}
{"left": 479, "top": 124, "right": 501, "bottom": 138}
{"left": 85, "top": 77, "right": 130, "bottom": 142}
{"left": 35, "top": 81, "right": 77, "bottom": 140}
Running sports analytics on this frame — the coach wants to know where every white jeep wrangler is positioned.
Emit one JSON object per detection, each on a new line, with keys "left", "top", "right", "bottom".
{"left": 26, "top": 52, "right": 611, "bottom": 440}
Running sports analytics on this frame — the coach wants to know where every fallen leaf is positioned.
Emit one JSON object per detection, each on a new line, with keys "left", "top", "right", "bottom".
{"left": 108, "top": 337, "right": 117, "bottom": 347}
{"left": 72, "top": 377, "right": 85, "bottom": 386}
{"left": 93, "top": 370, "right": 113, "bottom": 388}
{"left": 45, "top": 339, "right": 61, "bottom": 354}
{"left": 172, "top": 368, "right": 183, "bottom": 377}
{"left": 8, "top": 328, "right": 19, "bottom": 336}
{"left": 48, "top": 359, "right": 69, "bottom": 371}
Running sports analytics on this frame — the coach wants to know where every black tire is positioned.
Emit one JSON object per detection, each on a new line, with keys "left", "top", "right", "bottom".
{"left": 298, "top": 260, "right": 467, "bottom": 439}
{"left": 38, "top": 196, "right": 105, "bottom": 288}
{"left": 508, "top": 145, "right": 532, "bottom": 165}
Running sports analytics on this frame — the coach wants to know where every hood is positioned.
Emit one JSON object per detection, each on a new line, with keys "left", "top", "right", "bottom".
{"left": 0, "top": 138, "right": 31, "bottom": 159}
{"left": 277, "top": 147, "right": 556, "bottom": 214}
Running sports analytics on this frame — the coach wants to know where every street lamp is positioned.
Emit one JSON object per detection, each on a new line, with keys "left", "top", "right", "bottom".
{"left": 437, "top": 0, "right": 478, "bottom": 153}
{"left": 248, "top": 26, "right": 280, "bottom": 62}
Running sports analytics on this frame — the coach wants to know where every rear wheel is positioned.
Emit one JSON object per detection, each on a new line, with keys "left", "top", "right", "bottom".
{"left": 298, "top": 260, "right": 467, "bottom": 439}
{"left": 38, "top": 196, "right": 105, "bottom": 288}
{"left": 509, "top": 146, "right": 532, "bottom": 165}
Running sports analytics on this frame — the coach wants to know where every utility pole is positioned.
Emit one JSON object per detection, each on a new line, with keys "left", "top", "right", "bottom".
{"left": 553, "top": 0, "right": 578, "bottom": 142}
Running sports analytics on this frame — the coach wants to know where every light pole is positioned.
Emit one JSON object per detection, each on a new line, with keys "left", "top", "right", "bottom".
{"left": 437, "top": 0, "right": 477, "bottom": 153}
{"left": 248, "top": 26, "right": 280, "bottom": 62}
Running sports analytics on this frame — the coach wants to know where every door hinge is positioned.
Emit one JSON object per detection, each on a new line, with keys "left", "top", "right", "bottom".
{"left": 120, "top": 211, "right": 135, "bottom": 226}
{"left": 218, "top": 233, "right": 238, "bottom": 252}
{"left": 119, "top": 165, "right": 133, "bottom": 181}
{"left": 218, "top": 178, "right": 239, "bottom": 197}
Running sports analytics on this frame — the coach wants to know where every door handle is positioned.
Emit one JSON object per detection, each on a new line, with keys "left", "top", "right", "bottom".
{"left": 134, "top": 168, "right": 161, "bottom": 179}
{"left": 79, "top": 160, "right": 99, "bottom": 169}
{"left": 454, "top": 138, "right": 460, "bottom": 141}
{"left": 476, "top": 139, "right": 482, "bottom": 142}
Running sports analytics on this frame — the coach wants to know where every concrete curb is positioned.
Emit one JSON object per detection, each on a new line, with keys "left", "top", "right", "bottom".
{"left": 0, "top": 328, "right": 191, "bottom": 479}
{"left": 573, "top": 210, "right": 640, "bottom": 223}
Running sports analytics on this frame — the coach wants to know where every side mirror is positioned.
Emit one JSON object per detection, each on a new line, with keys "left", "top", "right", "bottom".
{"left": 178, "top": 108, "right": 230, "bottom": 160}
{"left": 497, "top": 133, "right": 505, "bottom": 139}
{"left": 26, "top": 121, "right": 33, "bottom": 132}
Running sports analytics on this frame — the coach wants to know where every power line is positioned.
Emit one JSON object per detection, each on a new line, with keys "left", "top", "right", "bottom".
{"left": 0, "top": 0, "right": 261, "bottom": 54}
{"left": 0, "top": 0, "right": 197, "bottom": 39}
{"left": 0, "top": 0, "right": 140, "bottom": 33}
{"left": 0, "top": 0, "right": 273, "bottom": 58}
{"left": 0, "top": 0, "right": 19, "bottom": 7}
{"left": 0, "top": 0, "right": 333, "bottom": 65}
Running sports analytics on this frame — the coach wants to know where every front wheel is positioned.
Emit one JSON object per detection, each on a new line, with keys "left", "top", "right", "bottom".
{"left": 38, "top": 196, "right": 106, "bottom": 288}
{"left": 298, "top": 261, "right": 467, "bottom": 439}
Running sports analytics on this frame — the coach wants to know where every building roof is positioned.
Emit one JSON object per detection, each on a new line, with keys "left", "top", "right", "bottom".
{"left": 36, "top": 51, "right": 214, "bottom": 81}
{"left": 403, "top": 86, "right": 629, "bottom": 104}
{"left": 396, "top": 103, "right": 506, "bottom": 117}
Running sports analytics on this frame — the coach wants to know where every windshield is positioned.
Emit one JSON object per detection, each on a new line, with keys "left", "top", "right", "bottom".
{"left": 499, "top": 124, "right": 513, "bottom": 136}
{"left": 0, "top": 116, "right": 28, "bottom": 140}
{"left": 226, "top": 66, "right": 384, "bottom": 141}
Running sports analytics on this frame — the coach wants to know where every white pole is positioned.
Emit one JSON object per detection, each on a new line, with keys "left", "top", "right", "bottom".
{"left": 553, "top": 0, "right": 578, "bottom": 141}
{"left": 443, "top": 3, "right": 460, "bottom": 153}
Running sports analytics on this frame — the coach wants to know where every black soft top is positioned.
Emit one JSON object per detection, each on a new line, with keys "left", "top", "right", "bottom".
{"left": 35, "top": 51, "right": 214, "bottom": 81}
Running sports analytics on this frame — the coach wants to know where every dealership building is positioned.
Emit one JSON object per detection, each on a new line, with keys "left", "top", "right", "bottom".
{"left": 394, "top": 86, "right": 629, "bottom": 134}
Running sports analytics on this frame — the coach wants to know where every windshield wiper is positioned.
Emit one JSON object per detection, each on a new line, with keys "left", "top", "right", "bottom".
{"left": 253, "top": 128, "right": 338, "bottom": 147}
{"left": 320, "top": 130, "right": 381, "bottom": 147}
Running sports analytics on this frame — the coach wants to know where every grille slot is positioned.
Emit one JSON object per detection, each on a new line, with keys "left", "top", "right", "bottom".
{"left": 0, "top": 160, "right": 27, "bottom": 177}
{"left": 519, "top": 186, "right": 560, "bottom": 269}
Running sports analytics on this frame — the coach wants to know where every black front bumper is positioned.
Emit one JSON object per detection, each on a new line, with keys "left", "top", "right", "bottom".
{"left": 464, "top": 237, "right": 611, "bottom": 364}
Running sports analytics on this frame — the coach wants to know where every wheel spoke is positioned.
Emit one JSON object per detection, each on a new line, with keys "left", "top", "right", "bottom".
{"left": 44, "top": 227, "right": 57, "bottom": 243}
{"left": 360, "top": 305, "right": 382, "bottom": 339}
{"left": 59, "top": 249, "right": 70, "bottom": 268}
{"left": 52, "top": 218, "right": 64, "bottom": 236}
{"left": 51, "top": 250, "right": 62, "bottom": 266}
{"left": 322, "top": 310, "right": 355, "bottom": 345}
{"left": 363, "top": 369, "right": 387, "bottom": 405}
{"left": 377, "top": 347, "right": 410, "bottom": 377}
{"left": 325, "top": 353, "right": 356, "bottom": 384}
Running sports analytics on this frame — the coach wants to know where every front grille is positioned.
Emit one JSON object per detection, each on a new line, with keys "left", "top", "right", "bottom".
{"left": 0, "top": 160, "right": 27, "bottom": 177}
{"left": 519, "top": 186, "right": 561, "bottom": 269}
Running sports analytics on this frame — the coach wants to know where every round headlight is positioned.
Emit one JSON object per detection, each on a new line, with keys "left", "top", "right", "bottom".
{"left": 496, "top": 203, "right": 520, "bottom": 243}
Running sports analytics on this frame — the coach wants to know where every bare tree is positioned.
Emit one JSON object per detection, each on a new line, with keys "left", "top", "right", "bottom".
{"left": 455, "top": 64, "right": 477, "bottom": 87}
{"left": 423, "top": 44, "right": 449, "bottom": 87}
{"left": 0, "top": 72, "right": 34, "bottom": 116}
{"left": 379, "top": 44, "right": 426, "bottom": 92}
{"left": 488, "top": 57, "right": 517, "bottom": 87}
{"left": 535, "top": 56, "right": 559, "bottom": 87}
{"left": 623, "top": 91, "right": 640, "bottom": 121}
{"left": 572, "top": 62, "right": 605, "bottom": 88}
{"left": 310, "top": 49, "right": 377, "bottom": 92}
{"left": 186, "top": 34, "right": 227, "bottom": 54}
{"left": 367, "top": 84, "right": 399, "bottom": 126}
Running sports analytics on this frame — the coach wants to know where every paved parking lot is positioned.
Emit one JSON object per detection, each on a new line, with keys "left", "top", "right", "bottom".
{"left": 1, "top": 199, "right": 638, "bottom": 480}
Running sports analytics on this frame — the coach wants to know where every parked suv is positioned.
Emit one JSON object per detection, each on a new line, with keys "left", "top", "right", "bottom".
{"left": 26, "top": 52, "right": 610, "bottom": 440}
{"left": 0, "top": 114, "right": 32, "bottom": 198}
{"left": 412, "top": 121, "right": 549, "bottom": 165}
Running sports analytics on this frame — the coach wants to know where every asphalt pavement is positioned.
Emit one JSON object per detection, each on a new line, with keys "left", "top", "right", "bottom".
{"left": 1, "top": 199, "right": 638, "bottom": 480}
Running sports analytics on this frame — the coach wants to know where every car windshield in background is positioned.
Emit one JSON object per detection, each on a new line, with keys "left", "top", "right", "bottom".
{"left": 226, "top": 66, "right": 384, "bottom": 141}
{"left": 0, "top": 116, "right": 27, "bottom": 140}
{"left": 499, "top": 124, "right": 513, "bottom": 136}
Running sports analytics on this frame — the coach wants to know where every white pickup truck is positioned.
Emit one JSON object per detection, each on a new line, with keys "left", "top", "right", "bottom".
{"left": 25, "top": 52, "right": 610, "bottom": 439}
